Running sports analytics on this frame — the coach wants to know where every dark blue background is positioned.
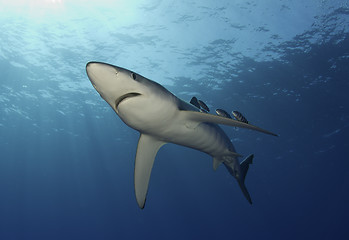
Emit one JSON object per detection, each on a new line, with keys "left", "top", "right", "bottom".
{"left": 0, "top": 1, "right": 348, "bottom": 239}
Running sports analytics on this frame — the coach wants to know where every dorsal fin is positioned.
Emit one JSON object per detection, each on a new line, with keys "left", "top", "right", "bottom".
{"left": 213, "top": 158, "right": 221, "bottom": 171}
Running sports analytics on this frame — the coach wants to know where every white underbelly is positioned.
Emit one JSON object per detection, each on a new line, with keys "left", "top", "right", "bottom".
{"left": 117, "top": 96, "right": 236, "bottom": 157}
{"left": 155, "top": 122, "right": 235, "bottom": 157}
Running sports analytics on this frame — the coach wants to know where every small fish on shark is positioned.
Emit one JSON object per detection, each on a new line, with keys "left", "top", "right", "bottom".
{"left": 215, "top": 109, "right": 232, "bottom": 119}
{"left": 216, "top": 109, "right": 248, "bottom": 124}
{"left": 232, "top": 110, "right": 248, "bottom": 124}
{"left": 198, "top": 99, "right": 210, "bottom": 112}
{"left": 190, "top": 96, "right": 201, "bottom": 109}
{"left": 190, "top": 97, "right": 210, "bottom": 112}
{"left": 86, "top": 61, "right": 278, "bottom": 209}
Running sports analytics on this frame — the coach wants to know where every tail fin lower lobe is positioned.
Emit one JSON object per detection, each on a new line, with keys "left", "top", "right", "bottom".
{"left": 224, "top": 154, "right": 254, "bottom": 204}
{"left": 239, "top": 154, "right": 253, "bottom": 204}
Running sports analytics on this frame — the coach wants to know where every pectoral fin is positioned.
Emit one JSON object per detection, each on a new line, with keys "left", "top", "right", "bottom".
{"left": 181, "top": 111, "right": 278, "bottom": 137}
{"left": 134, "top": 134, "right": 166, "bottom": 209}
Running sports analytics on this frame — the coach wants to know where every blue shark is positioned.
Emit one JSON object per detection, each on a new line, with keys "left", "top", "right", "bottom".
{"left": 86, "top": 62, "right": 278, "bottom": 209}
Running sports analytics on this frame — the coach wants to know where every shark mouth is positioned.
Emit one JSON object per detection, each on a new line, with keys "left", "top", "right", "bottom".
{"left": 115, "top": 92, "right": 141, "bottom": 109}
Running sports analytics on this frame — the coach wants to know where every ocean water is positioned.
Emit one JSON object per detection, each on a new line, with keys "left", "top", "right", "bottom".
{"left": 0, "top": 0, "right": 348, "bottom": 239}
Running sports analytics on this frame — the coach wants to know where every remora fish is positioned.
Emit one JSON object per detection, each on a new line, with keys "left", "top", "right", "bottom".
{"left": 86, "top": 62, "right": 278, "bottom": 208}
{"left": 232, "top": 111, "right": 249, "bottom": 124}
{"left": 215, "top": 109, "right": 232, "bottom": 119}
{"left": 190, "top": 97, "right": 210, "bottom": 112}
{"left": 198, "top": 99, "right": 210, "bottom": 112}
{"left": 190, "top": 96, "right": 201, "bottom": 109}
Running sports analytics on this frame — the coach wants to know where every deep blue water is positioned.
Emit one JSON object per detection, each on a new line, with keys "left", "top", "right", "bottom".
{"left": 0, "top": 0, "right": 348, "bottom": 239}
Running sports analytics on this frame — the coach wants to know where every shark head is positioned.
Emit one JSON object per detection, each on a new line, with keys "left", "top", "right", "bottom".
{"left": 86, "top": 62, "right": 147, "bottom": 113}
{"left": 86, "top": 62, "right": 178, "bottom": 132}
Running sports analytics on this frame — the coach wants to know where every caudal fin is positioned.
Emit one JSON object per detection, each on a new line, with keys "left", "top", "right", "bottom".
{"left": 223, "top": 154, "right": 254, "bottom": 204}
{"left": 238, "top": 154, "right": 254, "bottom": 204}
{"left": 240, "top": 154, "right": 253, "bottom": 183}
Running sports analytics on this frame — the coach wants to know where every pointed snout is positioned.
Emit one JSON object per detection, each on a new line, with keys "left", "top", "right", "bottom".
{"left": 86, "top": 61, "right": 129, "bottom": 105}
{"left": 86, "top": 61, "right": 100, "bottom": 76}
{"left": 86, "top": 61, "right": 109, "bottom": 71}
{"left": 86, "top": 62, "right": 101, "bottom": 90}
{"left": 86, "top": 61, "right": 120, "bottom": 87}
{"left": 86, "top": 62, "right": 116, "bottom": 79}
{"left": 86, "top": 62, "right": 99, "bottom": 83}
{"left": 86, "top": 61, "right": 94, "bottom": 70}
{"left": 86, "top": 61, "right": 120, "bottom": 72}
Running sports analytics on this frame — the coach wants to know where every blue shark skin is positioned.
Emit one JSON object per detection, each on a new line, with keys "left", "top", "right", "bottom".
{"left": 86, "top": 62, "right": 278, "bottom": 209}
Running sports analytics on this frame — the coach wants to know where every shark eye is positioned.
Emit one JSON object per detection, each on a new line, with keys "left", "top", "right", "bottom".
{"left": 131, "top": 72, "right": 137, "bottom": 80}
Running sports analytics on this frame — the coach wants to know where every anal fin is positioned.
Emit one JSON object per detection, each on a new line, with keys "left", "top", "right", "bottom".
{"left": 213, "top": 158, "right": 221, "bottom": 171}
